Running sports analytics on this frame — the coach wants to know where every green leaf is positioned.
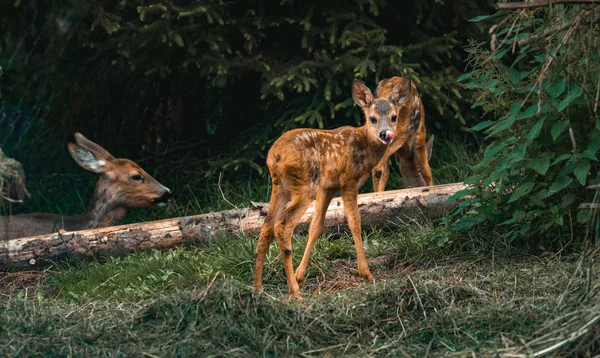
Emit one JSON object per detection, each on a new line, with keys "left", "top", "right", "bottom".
{"left": 528, "top": 155, "right": 550, "bottom": 175}
{"left": 547, "top": 177, "right": 572, "bottom": 197}
{"left": 458, "top": 71, "right": 476, "bottom": 82}
{"left": 547, "top": 77, "right": 566, "bottom": 98}
{"left": 468, "top": 12, "right": 503, "bottom": 22}
{"left": 518, "top": 104, "right": 538, "bottom": 120}
{"left": 483, "top": 140, "right": 510, "bottom": 158}
{"left": 577, "top": 209, "right": 592, "bottom": 224}
{"left": 448, "top": 189, "right": 474, "bottom": 202}
{"left": 529, "top": 195, "right": 545, "bottom": 208}
{"left": 561, "top": 193, "right": 576, "bottom": 208}
{"left": 574, "top": 161, "right": 591, "bottom": 185}
{"left": 582, "top": 149, "right": 599, "bottom": 161}
{"left": 486, "top": 101, "right": 522, "bottom": 137}
{"left": 472, "top": 120, "right": 494, "bottom": 131}
{"left": 551, "top": 120, "right": 569, "bottom": 141}
{"left": 586, "top": 135, "right": 600, "bottom": 153}
{"left": 508, "top": 182, "right": 535, "bottom": 203}
{"left": 557, "top": 85, "right": 582, "bottom": 111}
{"left": 551, "top": 153, "right": 571, "bottom": 166}
{"left": 493, "top": 49, "right": 508, "bottom": 60}
{"left": 471, "top": 101, "right": 488, "bottom": 109}
{"left": 527, "top": 117, "right": 545, "bottom": 141}
{"left": 499, "top": 65, "right": 521, "bottom": 85}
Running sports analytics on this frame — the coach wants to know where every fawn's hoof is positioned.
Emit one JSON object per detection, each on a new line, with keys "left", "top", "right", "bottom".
{"left": 287, "top": 289, "right": 303, "bottom": 300}
{"left": 288, "top": 293, "right": 304, "bottom": 301}
{"left": 360, "top": 271, "right": 374, "bottom": 281}
{"left": 294, "top": 273, "right": 306, "bottom": 288}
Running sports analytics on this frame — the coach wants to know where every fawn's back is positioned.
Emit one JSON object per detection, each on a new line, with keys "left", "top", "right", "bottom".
{"left": 268, "top": 126, "right": 386, "bottom": 195}
{"left": 1, "top": 133, "right": 171, "bottom": 240}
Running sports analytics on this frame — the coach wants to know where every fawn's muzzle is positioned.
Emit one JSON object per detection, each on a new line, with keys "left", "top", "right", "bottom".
{"left": 154, "top": 190, "right": 172, "bottom": 205}
{"left": 379, "top": 130, "right": 394, "bottom": 142}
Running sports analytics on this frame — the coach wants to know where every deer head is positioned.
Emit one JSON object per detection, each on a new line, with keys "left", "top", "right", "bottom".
{"left": 352, "top": 77, "right": 412, "bottom": 145}
{"left": 67, "top": 133, "right": 172, "bottom": 208}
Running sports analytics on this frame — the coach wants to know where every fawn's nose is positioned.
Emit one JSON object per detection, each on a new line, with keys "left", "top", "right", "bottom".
{"left": 379, "top": 130, "right": 394, "bottom": 141}
{"left": 156, "top": 190, "right": 172, "bottom": 204}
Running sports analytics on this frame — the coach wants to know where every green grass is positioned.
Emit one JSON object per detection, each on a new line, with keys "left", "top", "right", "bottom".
{"left": 1, "top": 227, "right": 598, "bottom": 356}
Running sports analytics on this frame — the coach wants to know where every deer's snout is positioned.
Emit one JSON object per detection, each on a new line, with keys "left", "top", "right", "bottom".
{"left": 154, "top": 189, "right": 172, "bottom": 206}
{"left": 379, "top": 130, "right": 394, "bottom": 143}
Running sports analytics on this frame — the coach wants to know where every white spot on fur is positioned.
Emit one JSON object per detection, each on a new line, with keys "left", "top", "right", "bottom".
{"left": 413, "top": 96, "right": 421, "bottom": 108}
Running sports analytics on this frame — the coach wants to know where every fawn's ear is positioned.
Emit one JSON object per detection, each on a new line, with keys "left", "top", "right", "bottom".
{"left": 427, "top": 135, "right": 434, "bottom": 161}
{"left": 73, "top": 132, "right": 115, "bottom": 161}
{"left": 68, "top": 143, "right": 108, "bottom": 173}
{"left": 389, "top": 77, "right": 412, "bottom": 106}
{"left": 352, "top": 79, "right": 374, "bottom": 108}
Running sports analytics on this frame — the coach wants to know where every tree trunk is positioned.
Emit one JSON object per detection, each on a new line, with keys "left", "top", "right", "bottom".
{"left": 1, "top": 183, "right": 468, "bottom": 269}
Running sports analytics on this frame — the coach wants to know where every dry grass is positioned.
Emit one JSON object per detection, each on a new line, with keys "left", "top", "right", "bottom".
{"left": 1, "top": 229, "right": 598, "bottom": 357}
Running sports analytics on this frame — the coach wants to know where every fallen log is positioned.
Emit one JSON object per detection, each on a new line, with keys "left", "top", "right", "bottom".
{"left": 1, "top": 182, "right": 469, "bottom": 269}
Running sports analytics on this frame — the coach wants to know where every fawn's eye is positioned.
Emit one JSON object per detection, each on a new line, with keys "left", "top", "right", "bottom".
{"left": 131, "top": 174, "right": 144, "bottom": 182}
{"left": 391, "top": 115, "right": 397, "bottom": 123}
{"left": 369, "top": 116, "right": 377, "bottom": 124}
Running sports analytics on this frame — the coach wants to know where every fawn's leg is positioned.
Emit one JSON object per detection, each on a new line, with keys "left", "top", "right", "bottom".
{"left": 395, "top": 142, "right": 433, "bottom": 188}
{"left": 254, "top": 185, "right": 289, "bottom": 291}
{"left": 341, "top": 183, "right": 373, "bottom": 281}
{"left": 396, "top": 154, "right": 420, "bottom": 188}
{"left": 295, "top": 188, "right": 334, "bottom": 286}
{"left": 274, "top": 193, "right": 312, "bottom": 296}
{"left": 414, "top": 142, "right": 434, "bottom": 186}
{"left": 371, "top": 157, "right": 391, "bottom": 192}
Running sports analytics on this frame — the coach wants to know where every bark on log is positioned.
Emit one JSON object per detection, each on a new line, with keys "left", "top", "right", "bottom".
{"left": 1, "top": 183, "right": 468, "bottom": 269}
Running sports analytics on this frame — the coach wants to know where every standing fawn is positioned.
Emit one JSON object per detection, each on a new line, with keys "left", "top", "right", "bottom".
{"left": 254, "top": 78, "right": 412, "bottom": 297}
{"left": 371, "top": 76, "right": 434, "bottom": 191}
{"left": 1, "top": 133, "right": 172, "bottom": 240}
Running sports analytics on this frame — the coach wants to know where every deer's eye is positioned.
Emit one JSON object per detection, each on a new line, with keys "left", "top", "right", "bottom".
{"left": 131, "top": 174, "right": 144, "bottom": 182}
{"left": 391, "top": 115, "right": 397, "bottom": 123}
{"left": 369, "top": 116, "right": 377, "bottom": 124}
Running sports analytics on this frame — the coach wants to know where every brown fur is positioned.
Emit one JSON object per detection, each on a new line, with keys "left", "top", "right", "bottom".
{"left": 371, "top": 76, "right": 434, "bottom": 191}
{"left": 1, "top": 133, "right": 171, "bottom": 240}
{"left": 254, "top": 78, "right": 412, "bottom": 297}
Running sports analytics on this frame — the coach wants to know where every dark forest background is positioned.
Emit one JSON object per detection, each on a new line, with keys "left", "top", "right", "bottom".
{"left": 3, "top": 0, "right": 600, "bottom": 246}
{"left": 0, "top": 0, "right": 492, "bottom": 207}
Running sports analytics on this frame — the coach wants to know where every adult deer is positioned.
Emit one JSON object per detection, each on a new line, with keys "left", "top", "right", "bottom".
{"left": 254, "top": 78, "right": 412, "bottom": 297}
{"left": 1, "top": 133, "right": 172, "bottom": 240}
{"left": 371, "top": 76, "right": 434, "bottom": 191}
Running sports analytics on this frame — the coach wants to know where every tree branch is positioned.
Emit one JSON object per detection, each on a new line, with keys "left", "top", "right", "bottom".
{"left": 516, "top": 9, "right": 599, "bottom": 46}
{"left": 498, "top": 0, "right": 600, "bottom": 10}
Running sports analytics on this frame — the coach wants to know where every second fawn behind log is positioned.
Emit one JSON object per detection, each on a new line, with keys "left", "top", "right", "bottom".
{"left": 1, "top": 132, "right": 172, "bottom": 240}
{"left": 254, "top": 78, "right": 413, "bottom": 297}
{"left": 371, "top": 76, "right": 434, "bottom": 191}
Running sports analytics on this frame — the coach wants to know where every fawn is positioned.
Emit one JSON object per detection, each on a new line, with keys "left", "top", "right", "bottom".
{"left": 254, "top": 78, "right": 412, "bottom": 297}
{"left": 1, "top": 133, "right": 172, "bottom": 240}
{"left": 371, "top": 76, "right": 434, "bottom": 191}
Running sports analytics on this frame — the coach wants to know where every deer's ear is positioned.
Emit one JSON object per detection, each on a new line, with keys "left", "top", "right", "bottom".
{"left": 73, "top": 132, "right": 115, "bottom": 161}
{"left": 389, "top": 77, "right": 412, "bottom": 106}
{"left": 68, "top": 143, "right": 107, "bottom": 173}
{"left": 427, "top": 135, "right": 434, "bottom": 162}
{"left": 352, "top": 79, "right": 374, "bottom": 108}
